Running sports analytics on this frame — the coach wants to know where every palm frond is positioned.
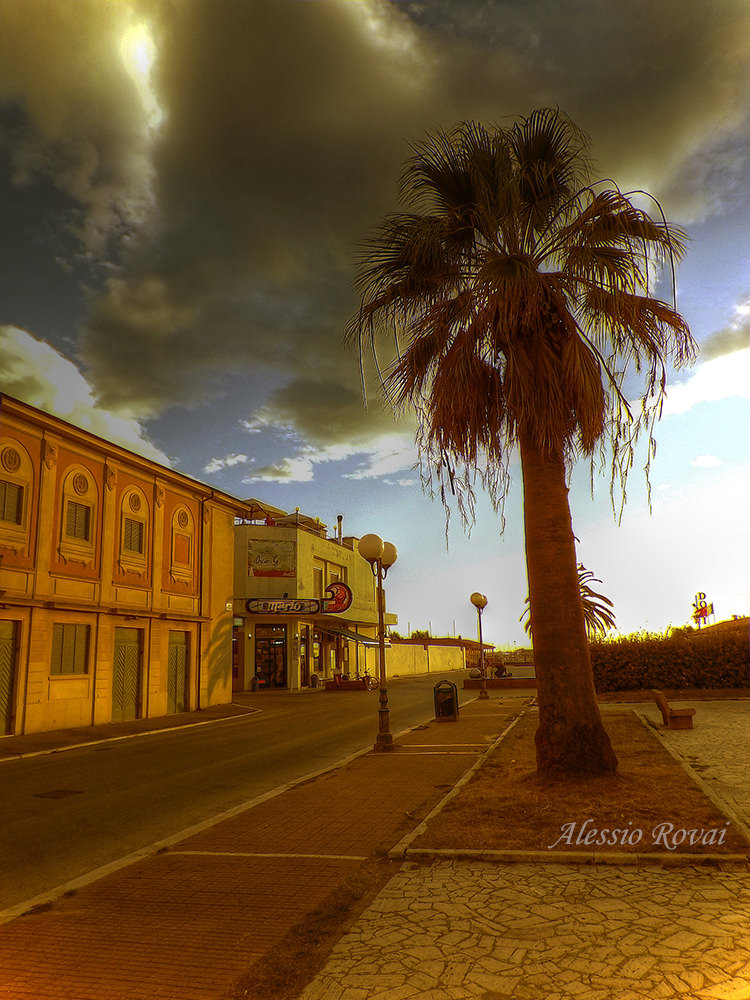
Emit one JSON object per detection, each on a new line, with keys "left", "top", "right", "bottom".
{"left": 521, "top": 563, "right": 616, "bottom": 639}
{"left": 345, "top": 107, "right": 697, "bottom": 527}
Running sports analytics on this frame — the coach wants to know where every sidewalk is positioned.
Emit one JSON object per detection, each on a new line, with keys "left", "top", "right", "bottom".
{"left": 1, "top": 697, "right": 748, "bottom": 1000}
{"left": 0, "top": 699, "right": 258, "bottom": 762}
{"left": 0, "top": 696, "right": 525, "bottom": 999}
{"left": 300, "top": 699, "right": 750, "bottom": 1000}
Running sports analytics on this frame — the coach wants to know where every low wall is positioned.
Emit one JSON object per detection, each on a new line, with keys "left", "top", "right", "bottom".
{"left": 325, "top": 642, "right": 466, "bottom": 686}
{"left": 389, "top": 643, "right": 466, "bottom": 677}
{"left": 463, "top": 677, "right": 537, "bottom": 690}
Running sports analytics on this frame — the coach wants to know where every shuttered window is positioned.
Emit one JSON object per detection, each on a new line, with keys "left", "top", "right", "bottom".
{"left": 123, "top": 517, "right": 144, "bottom": 554}
{"left": 0, "top": 481, "right": 22, "bottom": 524}
{"left": 51, "top": 623, "right": 90, "bottom": 675}
{"left": 65, "top": 501, "right": 91, "bottom": 541}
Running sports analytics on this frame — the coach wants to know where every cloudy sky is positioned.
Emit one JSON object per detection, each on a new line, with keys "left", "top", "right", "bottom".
{"left": 1, "top": 0, "right": 748, "bottom": 644}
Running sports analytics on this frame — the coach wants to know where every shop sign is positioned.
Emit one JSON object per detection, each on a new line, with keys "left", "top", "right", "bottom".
{"left": 248, "top": 539, "right": 296, "bottom": 578}
{"left": 246, "top": 581, "right": 352, "bottom": 616}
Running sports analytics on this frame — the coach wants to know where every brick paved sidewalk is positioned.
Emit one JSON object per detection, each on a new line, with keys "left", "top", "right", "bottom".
{"left": 0, "top": 698, "right": 523, "bottom": 1000}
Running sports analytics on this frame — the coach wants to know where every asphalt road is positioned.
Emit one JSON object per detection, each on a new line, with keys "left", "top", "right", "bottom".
{"left": 0, "top": 671, "right": 478, "bottom": 912}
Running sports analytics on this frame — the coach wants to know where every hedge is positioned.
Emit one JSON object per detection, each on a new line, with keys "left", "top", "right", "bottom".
{"left": 590, "top": 629, "right": 750, "bottom": 692}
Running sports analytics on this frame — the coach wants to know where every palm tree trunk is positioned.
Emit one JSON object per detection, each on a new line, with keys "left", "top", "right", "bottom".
{"left": 519, "top": 433, "right": 618, "bottom": 775}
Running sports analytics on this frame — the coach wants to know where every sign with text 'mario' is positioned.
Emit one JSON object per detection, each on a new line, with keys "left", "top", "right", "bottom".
{"left": 246, "top": 581, "right": 353, "bottom": 616}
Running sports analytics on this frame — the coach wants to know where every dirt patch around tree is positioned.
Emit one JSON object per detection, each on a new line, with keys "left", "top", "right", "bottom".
{"left": 411, "top": 708, "right": 750, "bottom": 856}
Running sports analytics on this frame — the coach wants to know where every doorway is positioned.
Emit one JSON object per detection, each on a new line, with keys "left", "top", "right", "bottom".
{"left": 112, "top": 627, "right": 143, "bottom": 722}
{"left": 300, "top": 624, "right": 310, "bottom": 687}
{"left": 0, "top": 621, "right": 17, "bottom": 735}
{"left": 167, "top": 631, "right": 189, "bottom": 714}
{"left": 254, "top": 624, "right": 287, "bottom": 688}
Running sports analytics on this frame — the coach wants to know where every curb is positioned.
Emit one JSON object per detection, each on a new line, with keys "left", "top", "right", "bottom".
{"left": 388, "top": 704, "right": 529, "bottom": 859}
{"left": 399, "top": 848, "right": 750, "bottom": 868}
{"left": 0, "top": 707, "right": 260, "bottom": 763}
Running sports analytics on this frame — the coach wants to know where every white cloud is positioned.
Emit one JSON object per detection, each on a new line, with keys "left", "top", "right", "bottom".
{"left": 342, "top": 435, "right": 419, "bottom": 480}
{"left": 0, "top": 325, "right": 170, "bottom": 465}
{"left": 241, "top": 431, "right": 418, "bottom": 485}
{"left": 203, "top": 453, "right": 248, "bottom": 474}
{"left": 243, "top": 454, "right": 316, "bottom": 484}
{"left": 663, "top": 349, "right": 750, "bottom": 416}
{"left": 691, "top": 455, "right": 722, "bottom": 468}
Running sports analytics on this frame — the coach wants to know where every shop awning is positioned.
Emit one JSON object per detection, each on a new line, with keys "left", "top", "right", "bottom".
{"left": 317, "top": 625, "right": 388, "bottom": 648}
{"left": 240, "top": 497, "right": 288, "bottom": 520}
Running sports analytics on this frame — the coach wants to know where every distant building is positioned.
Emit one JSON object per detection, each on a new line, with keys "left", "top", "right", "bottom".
{"left": 232, "top": 511, "right": 396, "bottom": 690}
{"left": 0, "top": 394, "right": 245, "bottom": 736}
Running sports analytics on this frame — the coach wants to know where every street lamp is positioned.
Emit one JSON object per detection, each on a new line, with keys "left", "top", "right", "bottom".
{"left": 470, "top": 592, "right": 489, "bottom": 700}
{"left": 358, "top": 533, "right": 398, "bottom": 752}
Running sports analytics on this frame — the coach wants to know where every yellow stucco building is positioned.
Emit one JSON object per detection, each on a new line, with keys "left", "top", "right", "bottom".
{"left": 0, "top": 394, "right": 245, "bottom": 735}
{"left": 233, "top": 511, "right": 397, "bottom": 690}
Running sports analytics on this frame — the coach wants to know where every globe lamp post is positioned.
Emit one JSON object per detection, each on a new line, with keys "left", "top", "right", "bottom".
{"left": 358, "top": 533, "right": 398, "bottom": 752}
{"left": 470, "top": 592, "right": 489, "bottom": 700}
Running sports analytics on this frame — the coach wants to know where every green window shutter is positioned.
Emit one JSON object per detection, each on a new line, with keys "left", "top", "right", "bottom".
{"left": 51, "top": 624, "right": 90, "bottom": 675}
{"left": 0, "top": 481, "right": 22, "bottom": 524}
{"left": 66, "top": 501, "right": 91, "bottom": 540}
{"left": 123, "top": 517, "right": 144, "bottom": 553}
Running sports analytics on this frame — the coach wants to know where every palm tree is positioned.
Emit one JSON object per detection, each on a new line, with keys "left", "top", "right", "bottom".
{"left": 347, "top": 109, "right": 696, "bottom": 775}
{"left": 521, "top": 564, "right": 617, "bottom": 639}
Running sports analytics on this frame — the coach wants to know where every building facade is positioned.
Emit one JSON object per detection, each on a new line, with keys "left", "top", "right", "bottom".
{"left": 0, "top": 395, "right": 242, "bottom": 736}
{"left": 233, "top": 511, "right": 397, "bottom": 690}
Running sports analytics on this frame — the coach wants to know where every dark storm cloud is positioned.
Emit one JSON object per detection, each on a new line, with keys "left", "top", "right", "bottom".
{"left": 246, "top": 378, "right": 406, "bottom": 446}
{"left": 2, "top": 0, "right": 748, "bottom": 440}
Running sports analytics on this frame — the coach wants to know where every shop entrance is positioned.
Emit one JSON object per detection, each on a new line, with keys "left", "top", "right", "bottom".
{"left": 300, "top": 624, "right": 310, "bottom": 687}
{"left": 255, "top": 624, "right": 287, "bottom": 688}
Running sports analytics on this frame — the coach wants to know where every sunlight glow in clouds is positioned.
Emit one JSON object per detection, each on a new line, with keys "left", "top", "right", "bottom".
{"left": 120, "top": 21, "right": 163, "bottom": 130}
{"left": 0, "top": 326, "right": 170, "bottom": 465}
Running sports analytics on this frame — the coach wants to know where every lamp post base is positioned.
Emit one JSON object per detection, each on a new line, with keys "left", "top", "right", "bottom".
{"left": 375, "top": 694, "right": 393, "bottom": 751}
{"left": 374, "top": 733, "right": 395, "bottom": 752}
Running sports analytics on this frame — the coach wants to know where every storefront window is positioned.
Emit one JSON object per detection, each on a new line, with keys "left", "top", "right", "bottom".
{"left": 255, "top": 624, "right": 287, "bottom": 687}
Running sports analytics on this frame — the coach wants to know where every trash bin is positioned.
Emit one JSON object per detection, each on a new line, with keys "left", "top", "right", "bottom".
{"left": 310, "top": 674, "right": 318, "bottom": 689}
{"left": 250, "top": 675, "right": 260, "bottom": 692}
{"left": 434, "top": 679, "right": 459, "bottom": 722}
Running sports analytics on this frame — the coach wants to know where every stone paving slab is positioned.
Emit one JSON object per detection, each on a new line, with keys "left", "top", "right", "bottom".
{"left": 299, "top": 859, "right": 750, "bottom": 1000}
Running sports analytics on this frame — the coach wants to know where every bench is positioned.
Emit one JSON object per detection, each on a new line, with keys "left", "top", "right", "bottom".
{"left": 652, "top": 689, "right": 696, "bottom": 730}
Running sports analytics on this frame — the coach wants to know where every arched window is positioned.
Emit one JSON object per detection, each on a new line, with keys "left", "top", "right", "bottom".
{"left": 59, "top": 467, "right": 97, "bottom": 567}
{"left": 0, "top": 440, "right": 33, "bottom": 557}
{"left": 170, "top": 506, "right": 194, "bottom": 583}
{"left": 119, "top": 487, "right": 149, "bottom": 577}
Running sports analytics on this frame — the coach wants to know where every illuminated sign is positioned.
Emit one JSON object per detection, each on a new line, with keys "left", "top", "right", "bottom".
{"left": 246, "top": 582, "right": 353, "bottom": 616}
